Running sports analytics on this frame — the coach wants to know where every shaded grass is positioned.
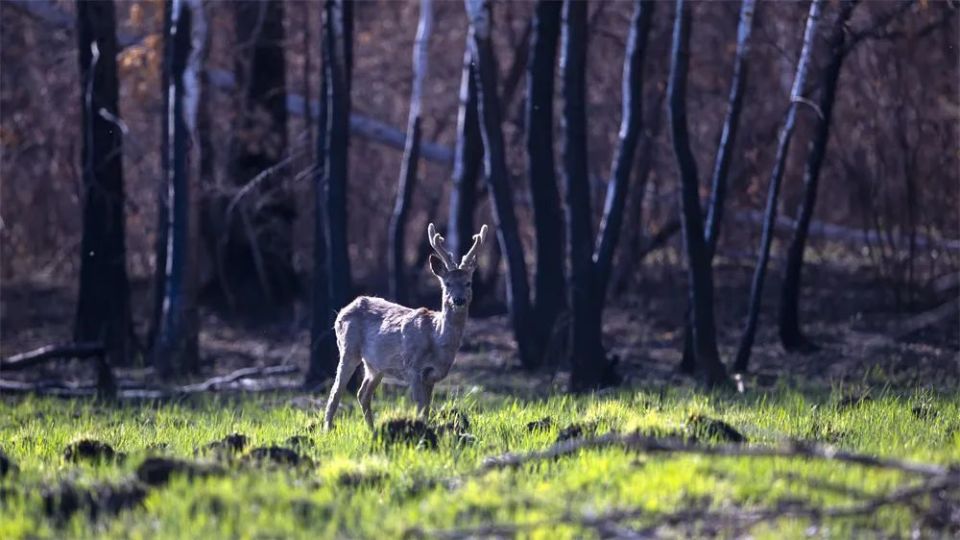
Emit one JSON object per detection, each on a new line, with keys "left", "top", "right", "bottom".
{"left": 0, "top": 386, "right": 958, "bottom": 538}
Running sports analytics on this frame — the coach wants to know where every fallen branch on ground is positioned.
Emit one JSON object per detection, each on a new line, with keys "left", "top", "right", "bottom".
{"left": 0, "top": 364, "right": 300, "bottom": 397}
{"left": 891, "top": 298, "right": 960, "bottom": 341}
{"left": 418, "top": 434, "right": 958, "bottom": 539}
{"left": 479, "top": 432, "right": 952, "bottom": 477}
{"left": 180, "top": 364, "right": 299, "bottom": 392}
{"left": 1, "top": 342, "right": 103, "bottom": 372}
{"left": 731, "top": 209, "right": 960, "bottom": 253}
{"left": 420, "top": 472, "right": 958, "bottom": 539}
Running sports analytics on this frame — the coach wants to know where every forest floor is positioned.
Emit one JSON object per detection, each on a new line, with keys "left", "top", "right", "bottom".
{"left": 1, "top": 259, "right": 956, "bottom": 394}
{"left": 1, "top": 259, "right": 958, "bottom": 538}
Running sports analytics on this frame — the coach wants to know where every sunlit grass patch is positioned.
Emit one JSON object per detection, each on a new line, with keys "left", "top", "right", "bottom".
{"left": 0, "top": 387, "right": 957, "bottom": 538}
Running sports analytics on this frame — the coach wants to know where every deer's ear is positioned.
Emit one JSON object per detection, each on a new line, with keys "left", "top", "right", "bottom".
{"left": 429, "top": 255, "right": 447, "bottom": 277}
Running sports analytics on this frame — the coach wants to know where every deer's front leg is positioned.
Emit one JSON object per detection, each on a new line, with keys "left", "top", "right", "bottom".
{"left": 423, "top": 380, "right": 435, "bottom": 417}
{"left": 409, "top": 371, "right": 433, "bottom": 418}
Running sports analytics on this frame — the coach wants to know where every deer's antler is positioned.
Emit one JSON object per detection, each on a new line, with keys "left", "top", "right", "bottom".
{"left": 459, "top": 224, "right": 488, "bottom": 269}
{"left": 427, "top": 223, "right": 457, "bottom": 270}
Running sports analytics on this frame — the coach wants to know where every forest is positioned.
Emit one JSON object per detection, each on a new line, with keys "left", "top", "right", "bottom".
{"left": 0, "top": 0, "right": 958, "bottom": 538}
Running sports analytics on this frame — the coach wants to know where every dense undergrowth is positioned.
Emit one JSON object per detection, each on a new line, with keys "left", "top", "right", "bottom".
{"left": 0, "top": 386, "right": 958, "bottom": 539}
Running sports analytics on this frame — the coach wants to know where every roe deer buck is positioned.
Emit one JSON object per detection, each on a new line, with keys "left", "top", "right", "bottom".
{"left": 324, "top": 223, "right": 489, "bottom": 430}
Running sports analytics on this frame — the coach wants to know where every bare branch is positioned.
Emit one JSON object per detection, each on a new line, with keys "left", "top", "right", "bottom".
{"left": 479, "top": 432, "right": 952, "bottom": 477}
{"left": 1, "top": 342, "right": 103, "bottom": 371}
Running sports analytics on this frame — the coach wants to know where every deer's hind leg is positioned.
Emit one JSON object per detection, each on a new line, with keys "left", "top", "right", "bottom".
{"left": 357, "top": 368, "right": 383, "bottom": 431}
{"left": 324, "top": 343, "right": 362, "bottom": 431}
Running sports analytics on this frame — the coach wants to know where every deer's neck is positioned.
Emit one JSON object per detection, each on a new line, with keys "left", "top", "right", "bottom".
{"left": 435, "top": 304, "right": 469, "bottom": 354}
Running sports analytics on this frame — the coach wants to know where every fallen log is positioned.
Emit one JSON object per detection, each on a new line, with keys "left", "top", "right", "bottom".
{"left": 0, "top": 363, "right": 300, "bottom": 398}
{"left": 1, "top": 342, "right": 103, "bottom": 372}
{"left": 180, "top": 364, "right": 300, "bottom": 392}
{"left": 732, "top": 209, "right": 960, "bottom": 253}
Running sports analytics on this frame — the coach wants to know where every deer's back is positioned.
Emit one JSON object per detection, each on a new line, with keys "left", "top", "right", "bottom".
{"left": 335, "top": 296, "right": 436, "bottom": 375}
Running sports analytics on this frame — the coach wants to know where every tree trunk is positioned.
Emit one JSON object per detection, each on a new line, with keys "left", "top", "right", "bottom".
{"left": 465, "top": 0, "right": 540, "bottom": 370}
{"left": 307, "top": 74, "right": 334, "bottom": 387}
{"left": 779, "top": 0, "right": 858, "bottom": 352}
{"left": 154, "top": 0, "right": 205, "bottom": 379}
{"left": 680, "top": 0, "right": 757, "bottom": 373}
{"left": 668, "top": 0, "right": 728, "bottom": 387}
{"left": 733, "top": 0, "right": 824, "bottom": 373}
{"left": 610, "top": 87, "right": 666, "bottom": 295}
{"left": 307, "top": 0, "right": 353, "bottom": 385}
{"left": 74, "top": 0, "right": 132, "bottom": 383}
{"left": 593, "top": 0, "right": 654, "bottom": 298}
{"left": 526, "top": 0, "right": 566, "bottom": 349}
{"left": 389, "top": 0, "right": 432, "bottom": 305}
{"left": 325, "top": 0, "right": 353, "bottom": 314}
{"left": 214, "top": 0, "right": 294, "bottom": 316}
{"left": 561, "top": 0, "right": 612, "bottom": 391}
{"left": 447, "top": 47, "right": 483, "bottom": 260}
{"left": 149, "top": 2, "right": 173, "bottom": 353}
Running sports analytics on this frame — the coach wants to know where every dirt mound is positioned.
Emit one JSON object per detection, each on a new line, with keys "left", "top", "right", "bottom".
{"left": 526, "top": 417, "right": 553, "bottom": 432}
{"left": 435, "top": 408, "right": 471, "bottom": 435}
{"left": 337, "top": 470, "right": 387, "bottom": 488}
{"left": 63, "top": 439, "right": 124, "bottom": 463}
{"left": 807, "top": 419, "right": 846, "bottom": 444}
{"left": 684, "top": 414, "right": 746, "bottom": 443}
{"left": 201, "top": 433, "right": 249, "bottom": 456}
{"left": 376, "top": 418, "right": 438, "bottom": 450}
{"left": 244, "top": 446, "right": 313, "bottom": 467}
{"left": 42, "top": 481, "right": 147, "bottom": 521}
{"left": 284, "top": 435, "right": 314, "bottom": 449}
{"left": 556, "top": 422, "right": 598, "bottom": 443}
{"left": 0, "top": 448, "right": 13, "bottom": 478}
{"left": 836, "top": 394, "right": 874, "bottom": 411}
{"left": 912, "top": 405, "right": 939, "bottom": 420}
{"left": 136, "top": 457, "right": 224, "bottom": 487}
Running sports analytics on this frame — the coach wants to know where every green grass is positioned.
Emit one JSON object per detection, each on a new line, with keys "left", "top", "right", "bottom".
{"left": 1, "top": 386, "right": 958, "bottom": 539}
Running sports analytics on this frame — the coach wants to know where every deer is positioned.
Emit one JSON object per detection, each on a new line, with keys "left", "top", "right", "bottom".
{"left": 324, "top": 222, "right": 489, "bottom": 431}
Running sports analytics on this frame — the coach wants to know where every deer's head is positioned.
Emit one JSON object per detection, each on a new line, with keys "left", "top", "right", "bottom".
{"left": 427, "top": 223, "right": 489, "bottom": 311}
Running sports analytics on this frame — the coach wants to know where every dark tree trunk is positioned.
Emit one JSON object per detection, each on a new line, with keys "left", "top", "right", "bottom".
{"left": 465, "top": 0, "right": 540, "bottom": 370}
{"left": 562, "top": 0, "right": 612, "bottom": 391}
{"left": 306, "top": 49, "right": 332, "bottom": 387}
{"left": 307, "top": 73, "right": 334, "bottom": 387}
{"left": 610, "top": 87, "right": 666, "bottom": 295}
{"left": 150, "top": 2, "right": 173, "bottom": 353}
{"left": 668, "top": 0, "right": 728, "bottom": 387}
{"left": 389, "top": 0, "right": 432, "bottom": 305}
{"left": 154, "top": 0, "right": 205, "bottom": 379}
{"left": 307, "top": 0, "right": 353, "bottom": 385}
{"left": 680, "top": 0, "right": 757, "bottom": 373}
{"left": 74, "top": 0, "right": 132, "bottom": 385}
{"left": 526, "top": 0, "right": 566, "bottom": 348}
{"left": 325, "top": 0, "right": 353, "bottom": 314}
{"left": 733, "top": 0, "right": 823, "bottom": 373}
{"left": 594, "top": 0, "right": 654, "bottom": 298}
{"left": 214, "top": 0, "right": 294, "bottom": 315}
{"left": 779, "top": 0, "right": 858, "bottom": 352}
{"left": 447, "top": 47, "right": 483, "bottom": 260}
{"left": 705, "top": 0, "right": 756, "bottom": 258}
